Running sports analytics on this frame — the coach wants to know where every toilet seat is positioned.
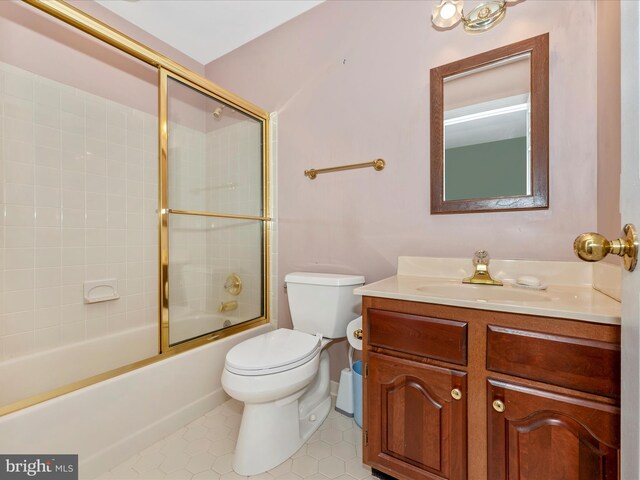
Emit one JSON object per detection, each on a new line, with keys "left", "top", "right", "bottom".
{"left": 225, "top": 329, "right": 322, "bottom": 376}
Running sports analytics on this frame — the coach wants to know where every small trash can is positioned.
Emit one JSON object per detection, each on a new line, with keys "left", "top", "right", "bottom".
{"left": 352, "top": 360, "right": 363, "bottom": 428}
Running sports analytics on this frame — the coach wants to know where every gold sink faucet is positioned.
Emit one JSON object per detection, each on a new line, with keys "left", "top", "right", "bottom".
{"left": 463, "top": 250, "right": 503, "bottom": 286}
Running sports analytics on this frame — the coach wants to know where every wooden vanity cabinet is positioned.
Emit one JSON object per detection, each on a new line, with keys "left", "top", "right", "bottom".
{"left": 487, "top": 380, "right": 620, "bottom": 480}
{"left": 361, "top": 296, "right": 621, "bottom": 480}
{"left": 367, "top": 352, "right": 467, "bottom": 480}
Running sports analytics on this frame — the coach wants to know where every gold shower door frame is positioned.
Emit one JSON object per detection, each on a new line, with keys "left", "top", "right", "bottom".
{"left": 0, "top": 0, "right": 271, "bottom": 416}
{"left": 159, "top": 69, "right": 271, "bottom": 353}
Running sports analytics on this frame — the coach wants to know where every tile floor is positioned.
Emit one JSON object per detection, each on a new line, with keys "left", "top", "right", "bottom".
{"left": 98, "top": 398, "right": 374, "bottom": 480}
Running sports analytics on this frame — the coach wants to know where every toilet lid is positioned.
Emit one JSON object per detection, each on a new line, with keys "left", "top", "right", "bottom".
{"left": 225, "top": 329, "right": 322, "bottom": 376}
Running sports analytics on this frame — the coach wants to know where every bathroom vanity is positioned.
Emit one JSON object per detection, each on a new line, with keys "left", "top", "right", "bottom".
{"left": 355, "top": 257, "right": 621, "bottom": 480}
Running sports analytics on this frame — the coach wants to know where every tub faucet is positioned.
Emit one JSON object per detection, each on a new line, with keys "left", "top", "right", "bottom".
{"left": 219, "top": 300, "right": 238, "bottom": 312}
{"left": 463, "top": 250, "right": 503, "bottom": 286}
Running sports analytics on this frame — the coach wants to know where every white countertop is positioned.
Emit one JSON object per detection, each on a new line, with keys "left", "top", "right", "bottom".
{"left": 353, "top": 257, "right": 621, "bottom": 325}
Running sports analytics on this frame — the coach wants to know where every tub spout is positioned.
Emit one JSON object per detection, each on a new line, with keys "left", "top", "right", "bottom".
{"left": 219, "top": 300, "right": 238, "bottom": 312}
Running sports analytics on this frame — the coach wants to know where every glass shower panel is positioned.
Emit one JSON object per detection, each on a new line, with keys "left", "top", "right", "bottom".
{"left": 167, "top": 77, "right": 263, "bottom": 218}
{"left": 167, "top": 214, "right": 264, "bottom": 346}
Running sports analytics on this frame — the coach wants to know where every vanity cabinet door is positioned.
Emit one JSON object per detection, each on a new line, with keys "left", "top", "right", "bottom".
{"left": 366, "top": 352, "right": 467, "bottom": 480}
{"left": 487, "top": 379, "right": 620, "bottom": 480}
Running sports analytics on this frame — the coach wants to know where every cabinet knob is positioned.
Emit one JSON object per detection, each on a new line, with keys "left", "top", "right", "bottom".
{"left": 492, "top": 399, "right": 505, "bottom": 413}
{"left": 451, "top": 388, "right": 462, "bottom": 400}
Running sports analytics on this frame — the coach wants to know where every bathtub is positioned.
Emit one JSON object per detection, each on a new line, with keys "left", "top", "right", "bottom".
{"left": 0, "top": 324, "right": 158, "bottom": 407}
{"left": 169, "top": 308, "right": 238, "bottom": 345}
{"left": 0, "top": 322, "right": 271, "bottom": 479}
{"left": 0, "top": 310, "right": 244, "bottom": 407}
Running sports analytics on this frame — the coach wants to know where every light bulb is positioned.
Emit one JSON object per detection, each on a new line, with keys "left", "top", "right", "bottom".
{"left": 440, "top": 2, "right": 457, "bottom": 20}
{"left": 432, "top": 0, "right": 464, "bottom": 28}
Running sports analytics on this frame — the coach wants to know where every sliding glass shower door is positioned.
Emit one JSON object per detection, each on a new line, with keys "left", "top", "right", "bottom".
{"left": 0, "top": 0, "right": 271, "bottom": 416}
{"left": 160, "top": 71, "right": 269, "bottom": 350}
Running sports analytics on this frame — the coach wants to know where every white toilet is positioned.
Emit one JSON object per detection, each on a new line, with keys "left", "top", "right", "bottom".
{"left": 221, "top": 272, "right": 365, "bottom": 476}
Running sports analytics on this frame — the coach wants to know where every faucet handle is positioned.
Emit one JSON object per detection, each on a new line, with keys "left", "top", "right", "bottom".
{"left": 473, "top": 250, "right": 490, "bottom": 266}
{"left": 463, "top": 250, "right": 502, "bottom": 286}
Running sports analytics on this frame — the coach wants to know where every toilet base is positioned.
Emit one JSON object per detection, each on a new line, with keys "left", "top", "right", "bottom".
{"left": 232, "top": 350, "right": 331, "bottom": 476}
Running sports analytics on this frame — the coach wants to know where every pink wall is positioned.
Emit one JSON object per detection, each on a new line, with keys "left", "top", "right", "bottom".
{"left": 205, "top": 0, "right": 603, "bottom": 366}
{"left": 4, "top": 0, "right": 620, "bottom": 380}
{"left": 68, "top": 1, "right": 204, "bottom": 76}
{"left": 0, "top": 0, "right": 204, "bottom": 116}
{"left": 0, "top": 1, "right": 152, "bottom": 114}
{"left": 596, "top": 0, "right": 621, "bottom": 250}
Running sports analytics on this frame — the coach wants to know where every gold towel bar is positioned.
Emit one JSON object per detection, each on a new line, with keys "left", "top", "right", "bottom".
{"left": 304, "top": 159, "right": 385, "bottom": 180}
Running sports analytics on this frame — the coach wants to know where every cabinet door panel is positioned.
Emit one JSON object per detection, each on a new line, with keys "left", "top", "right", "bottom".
{"left": 488, "top": 379, "right": 620, "bottom": 480}
{"left": 367, "top": 352, "right": 466, "bottom": 480}
{"left": 386, "top": 375, "right": 444, "bottom": 469}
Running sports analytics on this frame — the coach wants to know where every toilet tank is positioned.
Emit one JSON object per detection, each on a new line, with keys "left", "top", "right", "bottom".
{"left": 285, "top": 272, "right": 365, "bottom": 339}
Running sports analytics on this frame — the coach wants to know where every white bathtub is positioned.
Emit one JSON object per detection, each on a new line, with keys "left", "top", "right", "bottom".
{"left": 0, "top": 310, "right": 245, "bottom": 407}
{"left": 0, "top": 324, "right": 158, "bottom": 407}
{"left": 169, "top": 309, "right": 237, "bottom": 345}
{"left": 0, "top": 323, "right": 271, "bottom": 479}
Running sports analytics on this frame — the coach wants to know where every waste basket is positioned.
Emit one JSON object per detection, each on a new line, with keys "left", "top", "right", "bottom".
{"left": 352, "top": 360, "right": 363, "bottom": 428}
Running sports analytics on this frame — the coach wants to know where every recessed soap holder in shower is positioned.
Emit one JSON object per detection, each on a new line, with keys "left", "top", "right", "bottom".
{"left": 84, "top": 279, "right": 121, "bottom": 304}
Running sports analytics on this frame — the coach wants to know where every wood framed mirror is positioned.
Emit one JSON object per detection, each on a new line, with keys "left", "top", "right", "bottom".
{"left": 430, "top": 33, "right": 549, "bottom": 214}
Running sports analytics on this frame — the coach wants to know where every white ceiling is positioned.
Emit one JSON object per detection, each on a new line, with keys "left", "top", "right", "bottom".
{"left": 96, "top": 0, "right": 324, "bottom": 65}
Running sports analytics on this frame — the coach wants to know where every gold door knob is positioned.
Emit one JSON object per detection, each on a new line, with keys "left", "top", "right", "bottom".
{"left": 451, "top": 388, "right": 462, "bottom": 400}
{"left": 353, "top": 329, "right": 363, "bottom": 340}
{"left": 492, "top": 399, "right": 505, "bottom": 413}
{"left": 574, "top": 224, "right": 638, "bottom": 272}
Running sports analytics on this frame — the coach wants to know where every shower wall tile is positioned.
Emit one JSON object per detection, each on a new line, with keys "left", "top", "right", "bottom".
{"left": 6, "top": 269, "right": 34, "bottom": 290}
{"left": 2, "top": 311, "right": 34, "bottom": 335}
{"left": 34, "top": 306, "right": 60, "bottom": 330}
{"left": 3, "top": 332, "right": 33, "bottom": 359}
{"left": 6, "top": 226, "right": 33, "bottom": 247}
{"left": 61, "top": 321, "right": 84, "bottom": 344}
{"left": 7, "top": 249, "right": 34, "bottom": 269}
{"left": 35, "top": 325, "right": 61, "bottom": 351}
{"left": 0, "top": 62, "right": 159, "bottom": 361}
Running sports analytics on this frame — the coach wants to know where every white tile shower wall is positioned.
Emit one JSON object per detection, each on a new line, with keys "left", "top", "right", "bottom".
{"left": 0, "top": 62, "right": 158, "bottom": 361}
{"left": 167, "top": 121, "right": 209, "bottom": 316}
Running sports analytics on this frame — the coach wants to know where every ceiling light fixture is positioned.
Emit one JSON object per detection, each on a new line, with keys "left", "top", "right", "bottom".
{"left": 432, "top": 0, "right": 517, "bottom": 33}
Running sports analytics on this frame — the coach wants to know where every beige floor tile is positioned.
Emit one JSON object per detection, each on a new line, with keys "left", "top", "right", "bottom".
{"left": 108, "top": 400, "right": 372, "bottom": 480}
{"left": 187, "top": 453, "right": 216, "bottom": 475}
{"left": 192, "top": 470, "right": 221, "bottom": 480}
{"left": 291, "top": 456, "right": 319, "bottom": 478}
{"left": 318, "top": 457, "right": 345, "bottom": 479}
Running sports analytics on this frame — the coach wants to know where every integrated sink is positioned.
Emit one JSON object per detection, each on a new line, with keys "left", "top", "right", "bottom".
{"left": 416, "top": 283, "right": 551, "bottom": 303}
{"left": 353, "top": 257, "right": 621, "bottom": 325}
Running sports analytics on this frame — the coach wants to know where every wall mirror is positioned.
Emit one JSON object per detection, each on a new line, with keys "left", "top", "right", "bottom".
{"left": 430, "top": 34, "right": 549, "bottom": 214}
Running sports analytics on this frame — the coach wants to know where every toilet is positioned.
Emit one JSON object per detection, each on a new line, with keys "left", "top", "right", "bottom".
{"left": 221, "top": 272, "right": 365, "bottom": 476}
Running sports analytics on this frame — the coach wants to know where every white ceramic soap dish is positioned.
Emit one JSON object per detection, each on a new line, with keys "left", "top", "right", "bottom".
{"left": 84, "top": 279, "right": 121, "bottom": 303}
